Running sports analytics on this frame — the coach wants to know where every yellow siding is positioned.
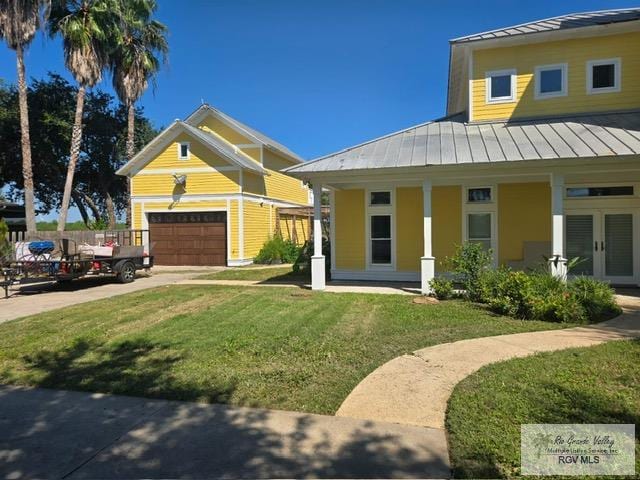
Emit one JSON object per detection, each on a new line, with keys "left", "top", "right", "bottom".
{"left": 396, "top": 188, "right": 422, "bottom": 271}
{"left": 472, "top": 31, "right": 640, "bottom": 121}
{"left": 198, "top": 117, "right": 252, "bottom": 145}
{"left": 262, "top": 150, "right": 309, "bottom": 205}
{"left": 243, "top": 200, "right": 272, "bottom": 259}
{"left": 144, "top": 133, "right": 230, "bottom": 170}
{"left": 230, "top": 200, "right": 239, "bottom": 259}
{"left": 334, "top": 189, "right": 365, "bottom": 270}
{"left": 243, "top": 171, "right": 267, "bottom": 196}
{"left": 498, "top": 183, "right": 551, "bottom": 264}
{"left": 278, "top": 214, "right": 310, "bottom": 245}
{"left": 239, "top": 146, "right": 261, "bottom": 162}
{"left": 132, "top": 203, "right": 142, "bottom": 230}
{"left": 131, "top": 171, "right": 239, "bottom": 196}
{"left": 433, "top": 186, "right": 462, "bottom": 272}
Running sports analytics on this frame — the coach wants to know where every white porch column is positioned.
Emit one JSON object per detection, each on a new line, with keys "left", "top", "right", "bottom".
{"left": 311, "top": 183, "right": 326, "bottom": 290}
{"left": 550, "top": 173, "right": 567, "bottom": 280}
{"left": 421, "top": 179, "right": 435, "bottom": 294}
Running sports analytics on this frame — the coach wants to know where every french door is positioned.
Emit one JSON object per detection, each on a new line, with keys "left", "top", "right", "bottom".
{"left": 566, "top": 210, "right": 635, "bottom": 283}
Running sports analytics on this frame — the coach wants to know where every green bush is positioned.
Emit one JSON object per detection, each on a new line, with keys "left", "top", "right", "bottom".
{"left": 429, "top": 277, "right": 454, "bottom": 300}
{"left": 292, "top": 239, "right": 330, "bottom": 277}
{"left": 569, "top": 276, "right": 621, "bottom": 320}
{"left": 447, "top": 242, "right": 493, "bottom": 301}
{"left": 254, "top": 235, "right": 301, "bottom": 264}
{"left": 0, "top": 219, "right": 12, "bottom": 265}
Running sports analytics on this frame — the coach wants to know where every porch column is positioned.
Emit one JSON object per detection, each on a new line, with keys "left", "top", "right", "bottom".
{"left": 550, "top": 173, "right": 567, "bottom": 280}
{"left": 311, "top": 183, "right": 326, "bottom": 290}
{"left": 421, "top": 179, "right": 435, "bottom": 294}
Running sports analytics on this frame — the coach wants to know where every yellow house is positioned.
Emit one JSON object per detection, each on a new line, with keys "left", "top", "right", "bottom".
{"left": 117, "top": 104, "right": 311, "bottom": 266}
{"left": 286, "top": 8, "right": 640, "bottom": 292}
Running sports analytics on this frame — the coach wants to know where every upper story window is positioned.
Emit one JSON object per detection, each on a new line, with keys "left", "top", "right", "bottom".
{"left": 587, "top": 58, "right": 621, "bottom": 94}
{"left": 485, "top": 69, "right": 516, "bottom": 104}
{"left": 535, "top": 63, "right": 568, "bottom": 99}
{"left": 178, "top": 142, "right": 190, "bottom": 160}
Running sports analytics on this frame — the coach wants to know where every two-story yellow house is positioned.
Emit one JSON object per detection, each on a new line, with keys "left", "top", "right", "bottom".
{"left": 117, "top": 104, "right": 311, "bottom": 266}
{"left": 286, "top": 8, "right": 640, "bottom": 292}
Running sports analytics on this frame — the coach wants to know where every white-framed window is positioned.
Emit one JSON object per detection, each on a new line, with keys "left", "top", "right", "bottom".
{"left": 535, "top": 63, "right": 568, "bottom": 99}
{"left": 586, "top": 58, "right": 621, "bottom": 94}
{"left": 467, "top": 213, "right": 493, "bottom": 251}
{"left": 178, "top": 142, "right": 191, "bottom": 160}
{"left": 485, "top": 69, "right": 516, "bottom": 104}
{"left": 366, "top": 189, "right": 394, "bottom": 268}
{"left": 467, "top": 187, "right": 492, "bottom": 203}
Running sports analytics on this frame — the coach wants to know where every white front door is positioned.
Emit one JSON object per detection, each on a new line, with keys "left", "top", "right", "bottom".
{"left": 566, "top": 210, "right": 636, "bottom": 284}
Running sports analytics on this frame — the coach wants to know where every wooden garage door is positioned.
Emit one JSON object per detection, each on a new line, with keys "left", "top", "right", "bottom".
{"left": 149, "top": 212, "right": 227, "bottom": 266}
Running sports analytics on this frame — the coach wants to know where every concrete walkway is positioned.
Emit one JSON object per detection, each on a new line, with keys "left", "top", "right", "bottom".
{"left": 0, "top": 385, "right": 450, "bottom": 479}
{"left": 179, "top": 279, "right": 420, "bottom": 295}
{"left": 0, "top": 269, "right": 222, "bottom": 324}
{"left": 336, "top": 293, "right": 640, "bottom": 430}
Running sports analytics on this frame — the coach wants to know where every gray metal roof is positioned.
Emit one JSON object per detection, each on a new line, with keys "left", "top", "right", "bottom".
{"left": 185, "top": 105, "right": 304, "bottom": 163}
{"left": 451, "top": 8, "right": 640, "bottom": 44}
{"left": 285, "top": 111, "right": 640, "bottom": 175}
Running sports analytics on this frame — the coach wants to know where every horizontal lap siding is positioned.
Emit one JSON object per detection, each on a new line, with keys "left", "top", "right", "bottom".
{"left": 132, "top": 171, "right": 239, "bottom": 196}
{"left": 144, "top": 132, "right": 231, "bottom": 169}
{"left": 243, "top": 200, "right": 272, "bottom": 259}
{"left": 472, "top": 31, "right": 640, "bottom": 121}
{"left": 278, "top": 214, "right": 310, "bottom": 245}
{"left": 262, "top": 150, "right": 310, "bottom": 205}
{"left": 433, "top": 186, "right": 462, "bottom": 272}
{"left": 498, "top": 183, "right": 551, "bottom": 265}
{"left": 396, "top": 188, "right": 423, "bottom": 271}
{"left": 334, "top": 189, "right": 365, "bottom": 270}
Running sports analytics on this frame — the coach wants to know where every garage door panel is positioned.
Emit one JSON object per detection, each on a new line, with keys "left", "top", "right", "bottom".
{"left": 149, "top": 211, "right": 227, "bottom": 266}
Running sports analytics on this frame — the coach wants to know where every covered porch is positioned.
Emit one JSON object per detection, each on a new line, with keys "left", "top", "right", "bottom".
{"left": 306, "top": 160, "right": 640, "bottom": 292}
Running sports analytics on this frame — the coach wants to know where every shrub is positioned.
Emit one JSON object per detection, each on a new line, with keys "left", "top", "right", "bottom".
{"left": 569, "top": 276, "right": 621, "bottom": 321}
{"left": 292, "top": 239, "right": 330, "bottom": 277}
{"left": 486, "top": 270, "right": 533, "bottom": 319}
{"left": 447, "top": 243, "right": 493, "bottom": 301}
{"left": 429, "top": 277, "right": 454, "bottom": 300}
{"left": 0, "top": 219, "right": 12, "bottom": 265}
{"left": 254, "top": 235, "right": 301, "bottom": 264}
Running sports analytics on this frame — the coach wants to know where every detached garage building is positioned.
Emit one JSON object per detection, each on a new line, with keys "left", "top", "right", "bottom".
{"left": 117, "top": 104, "right": 311, "bottom": 266}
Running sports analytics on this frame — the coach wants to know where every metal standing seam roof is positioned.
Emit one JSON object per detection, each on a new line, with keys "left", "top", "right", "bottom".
{"left": 185, "top": 105, "right": 304, "bottom": 163}
{"left": 450, "top": 8, "right": 640, "bottom": 44}
{"left": 285, "top": 111, "right": 640, "bottom": 174}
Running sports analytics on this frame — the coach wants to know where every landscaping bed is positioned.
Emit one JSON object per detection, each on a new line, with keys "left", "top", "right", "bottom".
{"left": 0, "top": 285, "right": 572, "bottom": 414}
{"left": 446, "top": 339, "right": 640, "bottom": 478}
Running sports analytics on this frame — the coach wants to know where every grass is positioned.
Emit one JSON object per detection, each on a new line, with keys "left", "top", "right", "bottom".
{"left": 0, "top": 285, "right": 574, "bottom": 414}
{"left": 446, "top": 339, "right": 640, "bottom": 479}
{"left": 198, "top": 265, "right": 308, "bottom": 282}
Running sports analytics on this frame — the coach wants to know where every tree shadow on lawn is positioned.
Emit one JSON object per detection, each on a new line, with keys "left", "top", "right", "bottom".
{"left": 18, "top": 337, "right": 236, "bottom": 404}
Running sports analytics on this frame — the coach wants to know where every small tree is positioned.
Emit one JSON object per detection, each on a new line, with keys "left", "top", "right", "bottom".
{"left": 0, "top": 219, "right": 13, "bottom": 265}
{"left": 447, "top": 242, "right": 492, "bottom": 301}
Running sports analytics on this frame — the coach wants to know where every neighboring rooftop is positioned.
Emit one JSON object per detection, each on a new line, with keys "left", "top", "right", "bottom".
{"left": 285, "top": 110, "right": 640, "bottom": 174}
{"left": 450, "top": 7, "right": 640, "bottom": 44}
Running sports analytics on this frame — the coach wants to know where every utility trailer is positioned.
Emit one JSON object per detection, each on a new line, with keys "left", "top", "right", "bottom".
{"left": 1, "top": 231, "right": 154, "bottom": 298}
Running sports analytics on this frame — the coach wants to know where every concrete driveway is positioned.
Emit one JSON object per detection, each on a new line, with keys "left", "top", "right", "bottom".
{"left": 0, "top": 268, "right": 223, "bottom": 324}
{"left": 0, "top": 386, "right": 450, "bottom": 479}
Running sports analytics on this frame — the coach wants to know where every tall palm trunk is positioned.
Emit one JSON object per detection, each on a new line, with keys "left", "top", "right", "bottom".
{"left": 125, "top": 102, "right": 135, "bottom": 228}
{"left": 57, "top": 85, "right": 86, "bottom": 231}
{"left": 16, "top": 44, "right": 37, "bottom": 233}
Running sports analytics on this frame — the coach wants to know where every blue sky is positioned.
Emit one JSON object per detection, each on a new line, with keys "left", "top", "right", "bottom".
{"left": 0, "top": 0, "right": 636, "bottom": 220}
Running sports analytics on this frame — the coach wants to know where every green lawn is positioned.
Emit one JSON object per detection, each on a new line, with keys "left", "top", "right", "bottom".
{"left": 0, "top": 285, "right": 573, "bottom": 414}
{"left": 198, "top": 265, "right": 308, "bottom": 282}
{"left": 447, "top": 339, "right": 640, "bottom": 479}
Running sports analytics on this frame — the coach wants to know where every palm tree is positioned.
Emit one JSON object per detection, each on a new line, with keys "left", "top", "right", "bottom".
{"left": 112, "top": 0, "right": 167, "bottom": 228}
{"left": 0, "top": 0, "right": 49, "bottom": 233}
{"left": 48, "top": 0, "right": 119, "bottom": 231}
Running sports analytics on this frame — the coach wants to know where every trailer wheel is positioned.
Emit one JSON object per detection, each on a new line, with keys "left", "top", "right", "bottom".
{"left": 117, "top": 261, "right": 136, "bottom": 284}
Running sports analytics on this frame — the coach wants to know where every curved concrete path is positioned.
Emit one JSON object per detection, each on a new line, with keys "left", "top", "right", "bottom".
{"left": 336, "top": 294, "right": 640, "bottom": 430}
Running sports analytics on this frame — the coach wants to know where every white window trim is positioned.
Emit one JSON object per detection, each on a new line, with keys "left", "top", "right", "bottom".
{"left": 564, "top": 182, "right": 638, "bottom": 200}
{"left": 534, "top": 63, "right": 568, "bottom": 100}
{"left": 462, "top": 185, "right": 498, "bottom": 266}
{"left": 586, "top": 58, "right": 621, "bottom": 95}
{"left": 365, "top": 188, "right": 396, "bottom": 271}
{"left": 485, "top": 69, "right": 517, "bottom": 104}
{"left": 178, "top": 142, "right": 191, "bottom": 160}
{"left": 466, "top": 186, "right": 493, "bottom": 204}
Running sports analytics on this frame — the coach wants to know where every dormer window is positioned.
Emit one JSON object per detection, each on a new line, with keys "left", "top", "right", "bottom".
{"left": 535, "top": 64, "right": 568, "bottom": 99}
{"left": 178, "top": 142, "right": 190, "bottom": 160}
{"left": 485, "top": 69, "right": 516, "bottom": 104}
{"left": 587, "top": 58, "right": 621, "bottom": 94}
